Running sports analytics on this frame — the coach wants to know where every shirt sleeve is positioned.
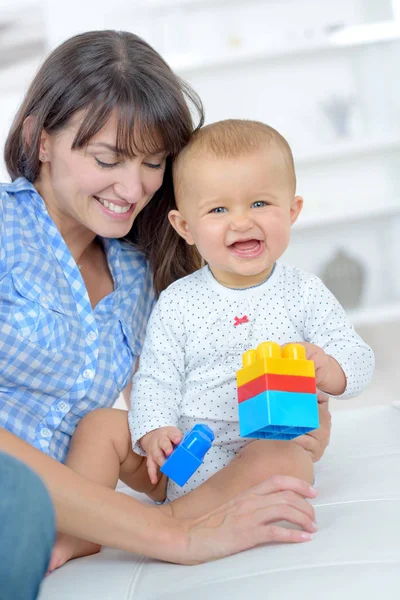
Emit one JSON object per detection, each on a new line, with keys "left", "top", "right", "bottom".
{"left": 128, "top": 290, "right": 185, "bottom": 454}
{"left": 303, "top": 275, "right": 375, "bottom": 399}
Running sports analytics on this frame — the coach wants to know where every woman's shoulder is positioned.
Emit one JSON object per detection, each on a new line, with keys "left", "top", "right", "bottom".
{"left": 0, "top": 181, "right": 16, "bottom": 211}
{"left": 0, "top": 177, "right": 36, "bottom": 196}
{"left": 0, "top": 178, "right": 38, "bottom": 217}
{"left": 0, "top": 180, "right": 30, "bottom": 256}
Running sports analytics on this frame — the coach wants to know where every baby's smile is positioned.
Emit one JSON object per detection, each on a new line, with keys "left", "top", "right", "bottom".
{"left": 228, "top": 239, "right": 265, "bottom": 259}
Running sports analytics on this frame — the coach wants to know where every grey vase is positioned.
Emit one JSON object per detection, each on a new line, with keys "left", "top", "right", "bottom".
{"left": 320, "top": 249, "right": 365, "bottom": 309}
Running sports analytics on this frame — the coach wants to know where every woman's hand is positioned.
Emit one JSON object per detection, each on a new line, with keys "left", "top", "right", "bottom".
{"left": 180, "top": 475, "right": 317, "bottom": 564}
{"left": 292, "top": 391, "right": 332, "bottom": 462}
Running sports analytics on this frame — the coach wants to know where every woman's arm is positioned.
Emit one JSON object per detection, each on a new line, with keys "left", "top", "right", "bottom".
{"left": 0, "top": 427, "right": 318, "bottom": 565}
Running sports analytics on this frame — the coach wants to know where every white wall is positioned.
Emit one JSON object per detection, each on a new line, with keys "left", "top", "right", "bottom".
{"left": 1, "top": 0, "right": 399, "bottom": 347}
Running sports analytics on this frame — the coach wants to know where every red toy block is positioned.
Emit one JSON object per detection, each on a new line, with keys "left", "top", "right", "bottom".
{"left": 238, "top": 373, "right": 316, "bottom": 403}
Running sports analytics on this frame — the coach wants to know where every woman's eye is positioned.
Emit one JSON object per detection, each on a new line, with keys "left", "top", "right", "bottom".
{"left": 143, "top": 162, "right": 164, "bottom": 170}
{"left": 95, "top": 157, "right": 119, "bottom": 169}
{"left": 210, "top": 207, "right": 227, "bottom": 214}
{"left": 251, "top": 201, "right": 268, "bottom": 208}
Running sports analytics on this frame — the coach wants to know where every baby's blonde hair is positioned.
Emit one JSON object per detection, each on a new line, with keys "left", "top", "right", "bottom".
{"left": 173, "top": 118, "right": 296, "bottom": 199}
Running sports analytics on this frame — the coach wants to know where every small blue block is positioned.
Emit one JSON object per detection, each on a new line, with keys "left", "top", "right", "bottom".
{"left": 160, "top": 424, "right": 214, "bottom": 487}
{"left": 239, "top": 390, "right": 319, "bottom": 440}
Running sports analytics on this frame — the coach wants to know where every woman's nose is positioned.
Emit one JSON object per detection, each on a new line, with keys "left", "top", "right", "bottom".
{"left": 114, "top": 169, "right": 144, "bottom": 204}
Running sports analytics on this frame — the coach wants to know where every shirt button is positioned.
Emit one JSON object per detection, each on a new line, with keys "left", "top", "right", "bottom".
{"left": 83, "top": 369, "right": 94, "bottom": 380}
{"left": 40, "top": 428, "right": 52, "bottom": 438}
{"left": 57, "top": 401, "right": 69, "bottom": 413}
{"left": 87, "top": 331, "right": 97, "bottom": 342}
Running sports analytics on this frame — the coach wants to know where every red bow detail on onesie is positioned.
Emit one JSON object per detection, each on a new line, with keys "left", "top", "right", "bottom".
{"left": 233, "top": 315, "right": 249, "bottom": 327}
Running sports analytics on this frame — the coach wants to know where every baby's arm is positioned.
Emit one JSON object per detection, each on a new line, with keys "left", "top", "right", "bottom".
{"left": 303, "top": 275, "right": 375, "bottom": 398}
{"left": 128, "top": 291, "right": 186, "bottom": 467}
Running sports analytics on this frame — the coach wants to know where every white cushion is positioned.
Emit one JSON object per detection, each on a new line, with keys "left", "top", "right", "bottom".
{"left": 40, "top": 405, "right": 400, "bottom": 599}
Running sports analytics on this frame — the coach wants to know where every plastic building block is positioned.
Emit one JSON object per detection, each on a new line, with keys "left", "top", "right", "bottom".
{"left": 160, "top": 424, "right": 214, "bottom": 487}
{"left": 239, "top": 390, "right": 319, "bottom": 439}
{"left": 237, "top": 341, "right": 315, "bottom": 387}
{"left": 238, "top": 373, "right": 316, "bottom": 403}
{"left": 236, "top": 342, "right": 319, "bottom": 440}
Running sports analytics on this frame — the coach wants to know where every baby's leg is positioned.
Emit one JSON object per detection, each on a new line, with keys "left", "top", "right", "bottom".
{"left": 164, "top": 439, "right": 313, "bottom": 520}
{"left": 49, "top": 408, "right": 166, "bottom": 573}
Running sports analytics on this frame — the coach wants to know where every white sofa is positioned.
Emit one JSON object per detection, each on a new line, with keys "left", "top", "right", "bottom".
{"left": 40, "top": 404, "right": 400, "bottom": 599}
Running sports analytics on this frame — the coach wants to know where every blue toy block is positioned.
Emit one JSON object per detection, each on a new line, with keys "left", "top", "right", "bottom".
{"left": 160, "top": 424, "right": 214, "bottom": 487}
{"left": 239, "top": 390, "right": 319, "bottom": 440}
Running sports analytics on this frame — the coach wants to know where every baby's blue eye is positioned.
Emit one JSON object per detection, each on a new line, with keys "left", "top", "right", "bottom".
{"left": 210, "top": 207, "right": 227, "bottom": 213}
{"left": 251, "top": 201, "right": 267, "bottom": 208}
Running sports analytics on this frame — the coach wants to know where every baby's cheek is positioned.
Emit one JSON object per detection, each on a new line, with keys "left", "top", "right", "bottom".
{"left": 271, "top": 222, "right": 291, "bottom": 250}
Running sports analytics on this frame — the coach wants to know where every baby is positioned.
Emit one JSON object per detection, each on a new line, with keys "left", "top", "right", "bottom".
{"left": 50, "top": 119, "right": 374, "bottom": 570}
{"left": 128, "top": 119, "right": 375, "bottom": 502}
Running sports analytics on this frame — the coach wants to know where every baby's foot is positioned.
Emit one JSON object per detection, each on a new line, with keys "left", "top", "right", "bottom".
{"left": 47, "top": 534, "right": 101, "bottom": 574}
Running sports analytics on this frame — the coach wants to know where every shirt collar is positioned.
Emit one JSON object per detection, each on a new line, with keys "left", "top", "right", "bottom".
{"left": 2, "top": 176, "right": 38, "bottom": 193}
{"left": 4, "top": 177, "right": 125, "bottom": 291}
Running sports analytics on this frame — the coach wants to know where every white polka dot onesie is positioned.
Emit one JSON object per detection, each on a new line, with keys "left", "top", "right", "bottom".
{"left": 129, "top": 263, "right": 375, "bottom": 501}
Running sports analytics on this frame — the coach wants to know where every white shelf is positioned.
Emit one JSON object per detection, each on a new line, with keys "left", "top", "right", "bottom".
{"left": 165, "top": 27, "right": 400, "bottom": 75}
{"left": 294, "top": 197, "right": 400, "bottom": 231}
{"left": 295, "top": 133, "right": 400, "bottom": 167}
{"left": 136, "top": 0, "right": 246, "bottom": 8}
{"left": 348, "top": 302, "right": 400, "bottom": 328}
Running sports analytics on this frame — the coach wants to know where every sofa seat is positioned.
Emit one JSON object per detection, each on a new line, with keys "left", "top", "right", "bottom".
{"left": 40, "top": 405, "right": 400, "bottom": 599}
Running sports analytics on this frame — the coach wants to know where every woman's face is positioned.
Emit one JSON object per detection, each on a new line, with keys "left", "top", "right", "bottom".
{"left": 37, "top": 111, "right": 167, "bottom": 239}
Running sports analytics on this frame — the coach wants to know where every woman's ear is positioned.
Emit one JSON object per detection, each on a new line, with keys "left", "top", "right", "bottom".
{"left": 22, "top": 115, "right": 50, "bottom": 161}
{"left": 168, "top": 210, "right": 195, "bottom": 245}
{"left": 290, "top": 195, "right": 303, "bottom": 226}
{"left": 22, "top": 115, "right": 37, "bottom": 148}
{"left": 22, "top": 115, "right": 50, "bottom": 162}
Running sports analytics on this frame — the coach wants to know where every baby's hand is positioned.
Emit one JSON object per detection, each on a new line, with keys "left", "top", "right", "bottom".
{"left": 295, "top": 342, "right": 346, "bottom": 395}
{"left": 140, "top": 427, "right": 183, "bottom": 485}
{"left": 297, "top": 343, "right": 331, "bottom": 387}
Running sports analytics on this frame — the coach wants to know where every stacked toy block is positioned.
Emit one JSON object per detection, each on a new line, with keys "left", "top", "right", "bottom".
{"left": 236, "top": 341, "right": 319, "bottom": 440}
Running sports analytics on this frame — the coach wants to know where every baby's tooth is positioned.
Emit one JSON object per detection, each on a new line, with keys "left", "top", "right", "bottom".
{"left": 103, "top": 199, "right": 110, "bottom": 208}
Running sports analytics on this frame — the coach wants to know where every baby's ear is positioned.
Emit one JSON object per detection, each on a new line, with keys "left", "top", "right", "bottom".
{"left": 168, "top": 210, "right": 195, "bottom": 245}
{"left": 290, "top": 195, "right": 303, "bottom": 226}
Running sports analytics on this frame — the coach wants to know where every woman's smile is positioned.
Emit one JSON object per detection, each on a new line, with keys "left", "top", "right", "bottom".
{"left": 94, "top": 195, "right": 135, "bottom": 219}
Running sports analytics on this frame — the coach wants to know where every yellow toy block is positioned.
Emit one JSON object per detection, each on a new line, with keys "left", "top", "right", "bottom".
{"left": 236, "top": 342, "right": 315, "bottom": 387}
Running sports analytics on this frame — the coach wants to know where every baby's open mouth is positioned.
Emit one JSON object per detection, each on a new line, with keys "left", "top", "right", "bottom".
{"left": 228, "top": 239, "right": 264, "bottom": 258}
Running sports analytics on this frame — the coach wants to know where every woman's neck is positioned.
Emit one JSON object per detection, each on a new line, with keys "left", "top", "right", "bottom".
{"left": 34, "top": 177, "right": 97, "bottom": 266}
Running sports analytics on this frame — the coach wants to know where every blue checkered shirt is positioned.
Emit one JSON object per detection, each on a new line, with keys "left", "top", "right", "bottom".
{"left": 0, "top": 178, "right": 154, "bottom": 462}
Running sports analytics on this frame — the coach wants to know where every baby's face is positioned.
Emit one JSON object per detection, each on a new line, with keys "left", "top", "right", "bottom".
{"left": 173, "top": 147, "right": 302, "bottom": 288}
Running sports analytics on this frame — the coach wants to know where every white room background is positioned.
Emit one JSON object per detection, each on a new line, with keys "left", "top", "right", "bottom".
{"left": 1, "top": 0, "right": 399, "bottom": 408}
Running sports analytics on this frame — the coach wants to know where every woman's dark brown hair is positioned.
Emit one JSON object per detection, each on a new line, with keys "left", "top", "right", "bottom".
{"left": 4, "top": 29, "right": 203, "bottom": 295}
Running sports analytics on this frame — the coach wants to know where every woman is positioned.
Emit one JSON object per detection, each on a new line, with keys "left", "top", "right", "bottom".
{"left": 0, "top": 29, "right": 331, "bottom": 566}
